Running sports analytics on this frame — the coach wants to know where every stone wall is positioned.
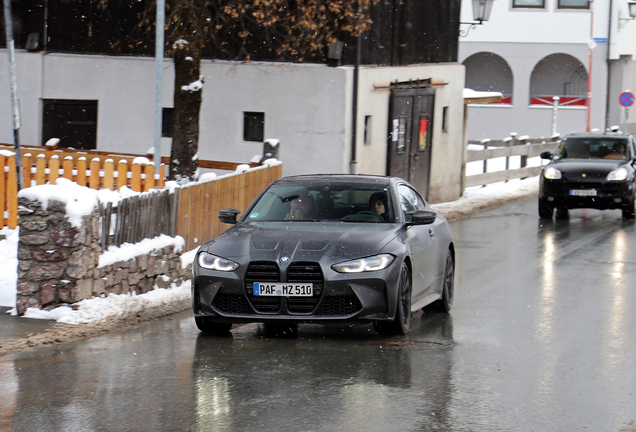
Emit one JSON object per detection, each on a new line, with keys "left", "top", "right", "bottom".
{"left": 16, "top": 197, "right": 190, "bottom": 315}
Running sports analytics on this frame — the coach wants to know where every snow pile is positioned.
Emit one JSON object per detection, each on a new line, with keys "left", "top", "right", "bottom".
{"left": 99, "top": 234, "right": 185, "bottom": 268}
{"left": 431, "top": 177, "right": 539, "bottom": 222}
{"left": 0, "top": 227, "right": 18, "bottom": 307}
{"left": 18, "top": 178, "right": 100, "bottom": 227}
{"left": 23, "top": 282, "right": 192, "bottom": 325}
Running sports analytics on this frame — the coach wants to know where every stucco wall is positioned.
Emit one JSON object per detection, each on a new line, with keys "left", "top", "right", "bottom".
{"left": 352, "top": 64, "right": 466, "bottom": 203}
{"left": 459, "top": 41, "right": 608, "bottom": 140}
{"left": 0, "top": 52, "right": 348, "bottom": 177}
{"left": 0, "top": 52, "right": 466, "bottom": 202}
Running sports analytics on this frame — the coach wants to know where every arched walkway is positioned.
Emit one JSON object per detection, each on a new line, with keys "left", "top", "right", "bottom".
{"left": 530, "top": 53, "right": 587, "bottom": 106}
{"left": 463, "top": 52, "right": 513, "bottom": 104}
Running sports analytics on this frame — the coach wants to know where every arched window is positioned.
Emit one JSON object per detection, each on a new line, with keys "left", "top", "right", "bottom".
{"left": 463, "top": 52, "right": 513, "bottom": 104}
{"left": 530, "top": 54, "right": 587, "bottom": 106}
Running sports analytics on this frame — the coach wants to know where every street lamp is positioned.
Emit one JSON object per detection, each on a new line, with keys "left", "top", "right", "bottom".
{"left": 619, "top": 0, "right": 636, "bottom": 27}
{"left": 460, "top": 0, "right": 496, "bottom": 37}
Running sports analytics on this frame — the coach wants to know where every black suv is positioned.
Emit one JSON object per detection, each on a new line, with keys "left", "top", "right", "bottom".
{"left": 539, "top": 132, "right": 636, "bottom": 219}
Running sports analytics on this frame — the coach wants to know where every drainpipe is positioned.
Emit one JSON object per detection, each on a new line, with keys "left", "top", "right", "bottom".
{"left": 3, "top": 0, "right": 23, "bottom": 190}
{"left": 605, "top": 0, "right": 614, "bottom": 131}
{"left": 350, "top": 32, "right": 361, "bottom": 174}
{"left": 154, "top": 0, "right": 165, "bottom": 178}
{"left": 586, "top": 0, "right": 594, "bottom": 132}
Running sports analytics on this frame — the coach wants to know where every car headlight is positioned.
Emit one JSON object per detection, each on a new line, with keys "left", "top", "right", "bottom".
{"left": 197, "top": 252, "right": 239, "bottom": 271}
{"left": 332, "top": 254, "right": 395, "bottom": 273}
{"left": 607, "top": 167, "right": 629, "bottom": 181}
{"left": 544, "top": 166, "right": 562, "bottom": 180}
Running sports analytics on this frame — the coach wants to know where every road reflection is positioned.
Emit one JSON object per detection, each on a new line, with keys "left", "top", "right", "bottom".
{"left": 0, "top": 359, "right": 17, "bottom": 431}
{"left": 192, "top": 312, "right": 453, "bottom": 431}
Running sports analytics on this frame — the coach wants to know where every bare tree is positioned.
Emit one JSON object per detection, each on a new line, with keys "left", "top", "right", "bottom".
{"left": 133, "top": 0, "right": 373, "bottom": 183}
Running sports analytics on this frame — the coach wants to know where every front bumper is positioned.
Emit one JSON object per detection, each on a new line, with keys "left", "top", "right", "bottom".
{"left": 192, "top": 259, "right": 402, "bottom": 324}
{"left": 540, "top": 177, "right": 635, "bottom": 210}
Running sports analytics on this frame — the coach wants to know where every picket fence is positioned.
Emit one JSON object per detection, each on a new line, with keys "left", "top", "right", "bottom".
{"left": 97, "top": 163, "right": 282, "bottom": 252}
{"left": 0, "top": 143, "right": 261, "bottom": 230}
{"left": 464, "top": 134, "right": 560, "bottom": 188}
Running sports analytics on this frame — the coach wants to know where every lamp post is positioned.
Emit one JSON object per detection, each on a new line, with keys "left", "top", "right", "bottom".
{"left": 460, "top": 0, "right": 496, "bottom": 37}
{"left": 2, "top": 0, "right": 23, "bottom": 191}
{"left": 586, "top": 0, "right": 594, "bottom": 132}
{"left": 619, "top": 0, "right": 636, "bottom": 26}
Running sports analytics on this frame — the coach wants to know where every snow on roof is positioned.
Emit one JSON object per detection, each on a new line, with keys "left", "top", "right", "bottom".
{"left": 463, "top": 88, "right": 504, "bottom": 99}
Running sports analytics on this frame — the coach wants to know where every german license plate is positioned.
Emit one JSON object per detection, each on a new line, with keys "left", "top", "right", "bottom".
{"left": 570, "top": 189, "right": 597, "bottom": 197}
{"left": 253, "top": 283, "right": 313, "bottom": 297}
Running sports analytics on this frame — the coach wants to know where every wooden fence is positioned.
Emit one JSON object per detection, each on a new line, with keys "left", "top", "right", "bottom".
{"left": 464, "top": 135, "right": 560, "bottom": 188}
{"left": 176, "top": 163, "right": 283, "bottom": 251}
{"left": 94, "top": 163, "right": 282, "bottom": 252}
{"left": 100, "top": 188, "right": 178, "bottom": 251}
{"left": 0, "top": 143, "right": 261, "bottom": 229}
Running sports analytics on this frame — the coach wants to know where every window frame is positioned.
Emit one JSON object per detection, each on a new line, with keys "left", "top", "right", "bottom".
{"left": 512, "top": 0, "right": 545, "bottom": 9}
{"left": 557, "top": 0, "right": 589, "bottom": 9}
{"left": 243, "top": 112, "right": 265, "bottom": 142}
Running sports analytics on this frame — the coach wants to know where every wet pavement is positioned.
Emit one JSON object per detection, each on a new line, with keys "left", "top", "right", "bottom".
{"left": 2, "top": 198, "right": 636, "bottom": 431}
{"left": 0, "top": 307, "right": 57, "bottom": 341}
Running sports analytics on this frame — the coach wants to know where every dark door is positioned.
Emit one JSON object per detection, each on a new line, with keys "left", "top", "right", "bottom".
{"left": 42, "top": 99, "right": 98, "bottom": 150}
{"left": 387, "top": 86, "right": 435, "bottom": 199}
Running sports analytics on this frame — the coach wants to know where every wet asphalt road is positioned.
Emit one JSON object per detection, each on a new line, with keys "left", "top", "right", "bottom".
{"left": 2, "top": 198, "right": 636, "bottom": 432}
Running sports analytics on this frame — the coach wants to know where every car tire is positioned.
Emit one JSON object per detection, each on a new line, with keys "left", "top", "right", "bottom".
{"left": 538, "top": 199, "right": 554, "bottom": 219}
{"left": 195, "top": 317, "right": 232, "bottom": 334}
{"left": 622, "top": 199, "right": 636, "bottom": 220}
{"left": 374, "top": 262, "right": 412, "bottom": 336}
{"left": 427, "top": 250, "right": 454, "bottom": 313}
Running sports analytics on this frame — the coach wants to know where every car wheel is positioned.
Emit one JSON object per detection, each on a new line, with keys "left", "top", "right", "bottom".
{"left": 428, "top": 250, "right": 454, "bottom": 313}
{"left": 195, "top": 317, "right": 232, "bottom": 334}
{"left": 538, "top": 199, "right": 554, "bottom": 219}
{"left": 375, "top": 262, "right": 412, "bottom": 335}
{"left": 622, "top": 199, "right": 636, "bottom": 220}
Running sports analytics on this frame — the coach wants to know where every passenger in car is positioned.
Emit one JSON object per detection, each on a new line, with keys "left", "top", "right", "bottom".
{"left": 604, "top": 142, "right": 627, "bottom": 160}
{"left": 286, "top": 196, "right": 315, "bottom": 220}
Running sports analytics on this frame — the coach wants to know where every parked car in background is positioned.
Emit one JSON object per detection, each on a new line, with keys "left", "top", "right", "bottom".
{"left": 539, "top": 133, "right": 636, "bottom": 219}
{"left": 192, "top": 174, "right": 454, "bottom": 336}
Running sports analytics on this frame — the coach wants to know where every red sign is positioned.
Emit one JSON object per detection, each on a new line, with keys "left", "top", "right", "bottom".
{"left": 619, "top": 92, "right": 634, "bottom": 107}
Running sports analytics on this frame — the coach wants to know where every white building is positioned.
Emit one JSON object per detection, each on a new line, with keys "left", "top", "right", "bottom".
{"left": 0, "top": 52, "right": 466, "bottom": 203}
{"left": 459, "top": 0, "right": 636, "bottom": 141}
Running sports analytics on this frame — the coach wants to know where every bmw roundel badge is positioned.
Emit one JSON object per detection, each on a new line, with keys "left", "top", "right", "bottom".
{"left": 280, "top": 256, "right": 290, "bottom": 263}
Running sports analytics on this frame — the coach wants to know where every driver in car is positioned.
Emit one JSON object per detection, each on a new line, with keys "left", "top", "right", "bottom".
{"left": 369, "top": 192, "right": 390, "bottom": 220}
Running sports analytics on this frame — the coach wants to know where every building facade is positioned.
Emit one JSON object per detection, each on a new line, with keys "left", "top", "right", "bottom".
{"left": 459, "top": 0, "right": 636, "bottom": 141}
{"left": 1, "top": 0, "right": 467, "bottom": 203}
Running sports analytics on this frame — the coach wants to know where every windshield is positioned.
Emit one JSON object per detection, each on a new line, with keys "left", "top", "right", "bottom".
{"left": 555, "top": 137, "right": 630, "bottom": 160}
{"left": 245, "top": 181, "right": 395, "bottom": 223}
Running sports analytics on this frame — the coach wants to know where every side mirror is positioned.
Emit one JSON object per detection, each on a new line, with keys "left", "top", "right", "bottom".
{"left": 540, "top": 151, "right": 553, "bottom": 160}
{"left": 219, "top": 208, "right": 241, "bottom": 224}
{"left": 405, "top": 210, "right": 437, "bottom": 225}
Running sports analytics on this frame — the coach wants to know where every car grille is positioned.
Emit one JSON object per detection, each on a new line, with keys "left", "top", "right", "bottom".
{"left": 316, "top": 295, "right": 363, "bottom": 316}
{"left": 245, "top": 261, "right": 281, "bottom": 313}
{"left": 236, "top": 260, "right": 325, "bottom": 314}
{"left": 211, "top": 261, "right": 364, "bottom": 317}
{"left": 547, "top": 180, "right": 626, "bottom": 196}
{"left": 286, "top": 262, "right": 323, "bottom": 313}
{"left": 212, "top": 292, "right": 252, "bottom": 315}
